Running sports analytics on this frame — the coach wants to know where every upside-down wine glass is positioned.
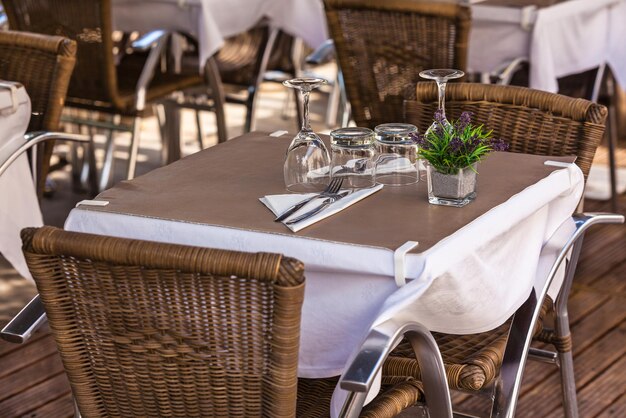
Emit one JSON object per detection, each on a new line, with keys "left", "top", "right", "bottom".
{"left": 419, "top": 69, "right": 465, "bottom": 134}
{"left": 283, "top": 77, "right": 330, "bottom": 193}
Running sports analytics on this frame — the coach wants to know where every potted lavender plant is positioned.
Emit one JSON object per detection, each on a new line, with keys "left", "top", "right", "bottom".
{"left": 413, "top": 111, "right": 508, "bottom": 207}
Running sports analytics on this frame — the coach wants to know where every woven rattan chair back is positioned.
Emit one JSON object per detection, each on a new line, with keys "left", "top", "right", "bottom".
{"left": 406, "top": 82, "right": 608, "bottom": 180}
{"left": 3, "top": 0, "right": 124, "bottom": 109}
{"left": 22, "top": 226, "right": 305, "bottom": 417}
{"left": 0, "top": 30, "right": 76, "bottom": 196}
{"left": 0, "top": 30, "right": 76, "bottom": 132}
{"left": 217, "top": 24, "right": 273, "bottom": 87}
{"left": 324, "top": 0, "right": 471, "bottom": 128}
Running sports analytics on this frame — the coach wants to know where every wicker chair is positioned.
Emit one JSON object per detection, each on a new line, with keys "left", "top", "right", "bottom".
{"left": 182, "top": 25, "right": 301, "bottom": 140}
{"left": 7, "top": 226, "right": 458, "bottom": 417}
{"left": 324, "top": 0, "right": 471, "bottom": 128}
{"left": 394, "top": 83, "right": 609, "bottom": 417}
{"left": 0, "top": 30, "right": 98, "bottom": 196}
{"left": 405, "top": 82, "right": 607, "bottom": 180}
{"left": 3, "top": 0, "right": 225, "bottom": 186}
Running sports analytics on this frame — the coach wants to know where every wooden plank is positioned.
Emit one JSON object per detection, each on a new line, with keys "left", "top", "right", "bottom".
{"left": 577, "top": 237, "right": 626, "bottom": 284}
{"left": 516, "top": 322, "right": 626, "bottom": 416}
{"left": 458, "top": 291, "right": 625, "bottom": 413}
{"left": 585, "top": 258, "right": 626, "bottom": 293}
{"left": 0, "top": 372, "right": 72, "bottom": 417}
{"left": 21, "top": 392, "right": 75, "bottom": 418}
{"left": 0, "top": 335, "right": 59, "bottom": 380}
{"left": 596, "top": 393, "right": 626, "bottom": 418}
{"left": 0, "top": 353, "right": 65, "bottom": 403}
{"left": 577, "top": 355, "right": 626, "bottom": 417}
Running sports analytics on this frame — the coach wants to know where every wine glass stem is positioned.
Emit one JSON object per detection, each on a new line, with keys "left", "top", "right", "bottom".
{"left": 301, "top": 89, "right": 311, "bottom": 132}
{"left": 436, "top": 78, "right": 447, "bottom": 119}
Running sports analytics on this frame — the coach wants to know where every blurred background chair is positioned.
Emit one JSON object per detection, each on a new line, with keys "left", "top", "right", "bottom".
{"left": 178, "top": 24, "right": 305, "bottom": 147}
{"left": 2, "top": 0, "right": 226, "bottom": 189}
{"left": 324, "top": 0, "right": 471, "bottom": 128}
{"left": 0, "top": 30, "right": 96, "bottom": 196}
{"left": 401, "top": 82, "right": 609, "bottom": 417}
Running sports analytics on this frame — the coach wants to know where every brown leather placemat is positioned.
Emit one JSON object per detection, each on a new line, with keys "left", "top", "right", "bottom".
{"left": 85, "top": 132, "right": 575, "bottom": 253}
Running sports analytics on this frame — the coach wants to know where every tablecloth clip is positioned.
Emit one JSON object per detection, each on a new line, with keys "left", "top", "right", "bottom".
{"left": 0, "top": 81, "right": 20, "bottom": 115}
{"left": 270, "top": 130, "right": 288, "bottom": 137}
{"left": 76, "top": 200, "right": 109, "bottom": 208}
{"left": 545, "top": 160, "right": 579, "bottom": 196}
{"left": 521, "top": 5, "right": 538, "bottom": 31}
{"left": 394, "top": 241, "right": 419, "bottom": 287}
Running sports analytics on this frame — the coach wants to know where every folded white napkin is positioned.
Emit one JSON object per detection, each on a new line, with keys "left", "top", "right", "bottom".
{"left": 260, "top": 184, "right": 383, "bottom": 232}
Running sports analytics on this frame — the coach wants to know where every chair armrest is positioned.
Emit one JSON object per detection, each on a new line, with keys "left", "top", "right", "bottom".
{"left": 1, "top": 295, "right": 46, "bottom": 344}
{"left": 305, "top": 40, "right": 335, "bottom": 65}
{"left": 338, "top": 317, "right": 452, "bottom": 418}
{"left": 493, "top": 57, "right": 528, "bottom": 85}
{"left": 133, "top": 31, "right": 173, "bottom": 111}
{"left": 492, "top": 211, "right": 623, "bottom": 418}
{"left": 0, "top": 131, "right": 91, "bottom": 178}
{"left": 130, "top": 30, "right": 168, "bottom": 52}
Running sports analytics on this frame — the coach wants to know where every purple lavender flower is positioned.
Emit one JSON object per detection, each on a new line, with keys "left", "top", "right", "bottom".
{"left": 449, "top": 137, "right": 463, "bottom": 153}
{"left": 410, "top": 132, "right": 429, "bottom": 149}
{"left": 434, "top": 109, "right": 445, "bottom": 124}
{"left": 490, "top": 138, "right": 509, "bottom": 152}
{"left": 456, "top": 111, "right": 472, "bottom": 132}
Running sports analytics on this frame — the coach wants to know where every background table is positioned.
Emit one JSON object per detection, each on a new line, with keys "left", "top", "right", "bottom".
{"left": 0, "top": 82, "right": 42, "bottom": 280}
{"left": 470, "top": 0, "right": 626, "bottom": 92}
{"left": 65, "top": 132, "right": 584, "bottom": 379}
{"left": 112, "top": 0, "right": 328, "bottom": 68}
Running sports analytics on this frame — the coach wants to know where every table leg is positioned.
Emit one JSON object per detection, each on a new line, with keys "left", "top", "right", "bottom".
{"left": 163, "top": 99, "right": 182, "bottom": 164}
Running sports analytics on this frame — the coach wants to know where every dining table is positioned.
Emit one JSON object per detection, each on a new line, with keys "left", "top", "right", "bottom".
{"left": 112, "top": 0, "right": 626, "bottom": 94}
{"left": 0, "top": 81, "right": 43, "bottom": 280}
{"left": 64, "top": 131, "right": 584, "bottom": 382}
{"left": 469, "top": 0, "right": 626, "bottom": 93}
{"left": 111, "top": 0, "right": 328, "bottom": 70}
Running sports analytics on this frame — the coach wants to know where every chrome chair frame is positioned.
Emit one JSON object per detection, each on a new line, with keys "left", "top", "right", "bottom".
{"left": 0, "top": 131, "right": 98, "bottom": 197}
{"left": 335, "top": 212, "right": 623, "bottom": 418}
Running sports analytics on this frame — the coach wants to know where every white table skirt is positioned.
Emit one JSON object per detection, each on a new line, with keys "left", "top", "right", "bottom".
{"left": 470, "top": 0, "right": 626, "bottom": 92}
{"left": 0, "top": 84, "right": 43, "bottom": 280}
{"left": 65, "top": 162, "right": 583, "bottom": 378}
{"left": 112, "top": 0, "right": 328, "bottom": 69}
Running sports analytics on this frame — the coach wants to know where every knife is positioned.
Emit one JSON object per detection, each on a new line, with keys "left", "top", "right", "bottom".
{"left": 285, "top": 190, "right": 351, "bottom": 225}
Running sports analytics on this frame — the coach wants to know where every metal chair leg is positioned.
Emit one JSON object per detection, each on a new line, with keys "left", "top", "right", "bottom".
{"left": 204, "top": 56, "right": 228, "bottom": 143}
{"left": 195, "top": 110, "right": 203, "bottom": 149}
{"left": 126, "top": 117, "right": 142, "bottom": 180}
{"left": 99, "top": 125, "right": 117, "bottom": 191}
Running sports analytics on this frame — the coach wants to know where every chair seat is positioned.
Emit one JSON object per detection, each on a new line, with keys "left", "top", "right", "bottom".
{"left": 372, "top": 297, "right": 554, "bottom": 414}
{"left": 66, "top": 53, "right": 203, "bottom": 115}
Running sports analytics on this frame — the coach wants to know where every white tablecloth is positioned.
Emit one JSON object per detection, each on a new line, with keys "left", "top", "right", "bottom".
{"left": 470, "top": 0, "right": 626, "bottom": 92}
{"left": 112, "top": 0, "right": 328, "bottom": 69}
{"left": 65, "top": 160, "right": 583, "bottom": 378}
{"left": 0, "top": 83, "right": 43, "bottom": 280}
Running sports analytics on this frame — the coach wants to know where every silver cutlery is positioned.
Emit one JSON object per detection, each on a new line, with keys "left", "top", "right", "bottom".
{"left": 285, "top": 190, "right": 351, "bottom": 225}
{"left": 274, "top": 177, "right": 343, "bottom": 222}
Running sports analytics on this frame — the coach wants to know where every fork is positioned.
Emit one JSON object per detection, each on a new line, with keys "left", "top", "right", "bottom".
{"left": 285, "top": 189, "right": 351, "bottom": 225}
{"left": 274, "top": 177, "right": 343, "bottom": 222}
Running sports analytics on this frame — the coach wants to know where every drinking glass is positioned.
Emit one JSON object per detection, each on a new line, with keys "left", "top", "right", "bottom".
{"left": 330, "top": 127, "right": 375, "bottom": 189}
{"left": 419, "top": 69, "right": 465, "bottom": 133}
{"left": 374, "top": 123, "right": 419, "bottom": 186}
{"left": 283, "top": 77, "right": 330, "bottom": 193}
